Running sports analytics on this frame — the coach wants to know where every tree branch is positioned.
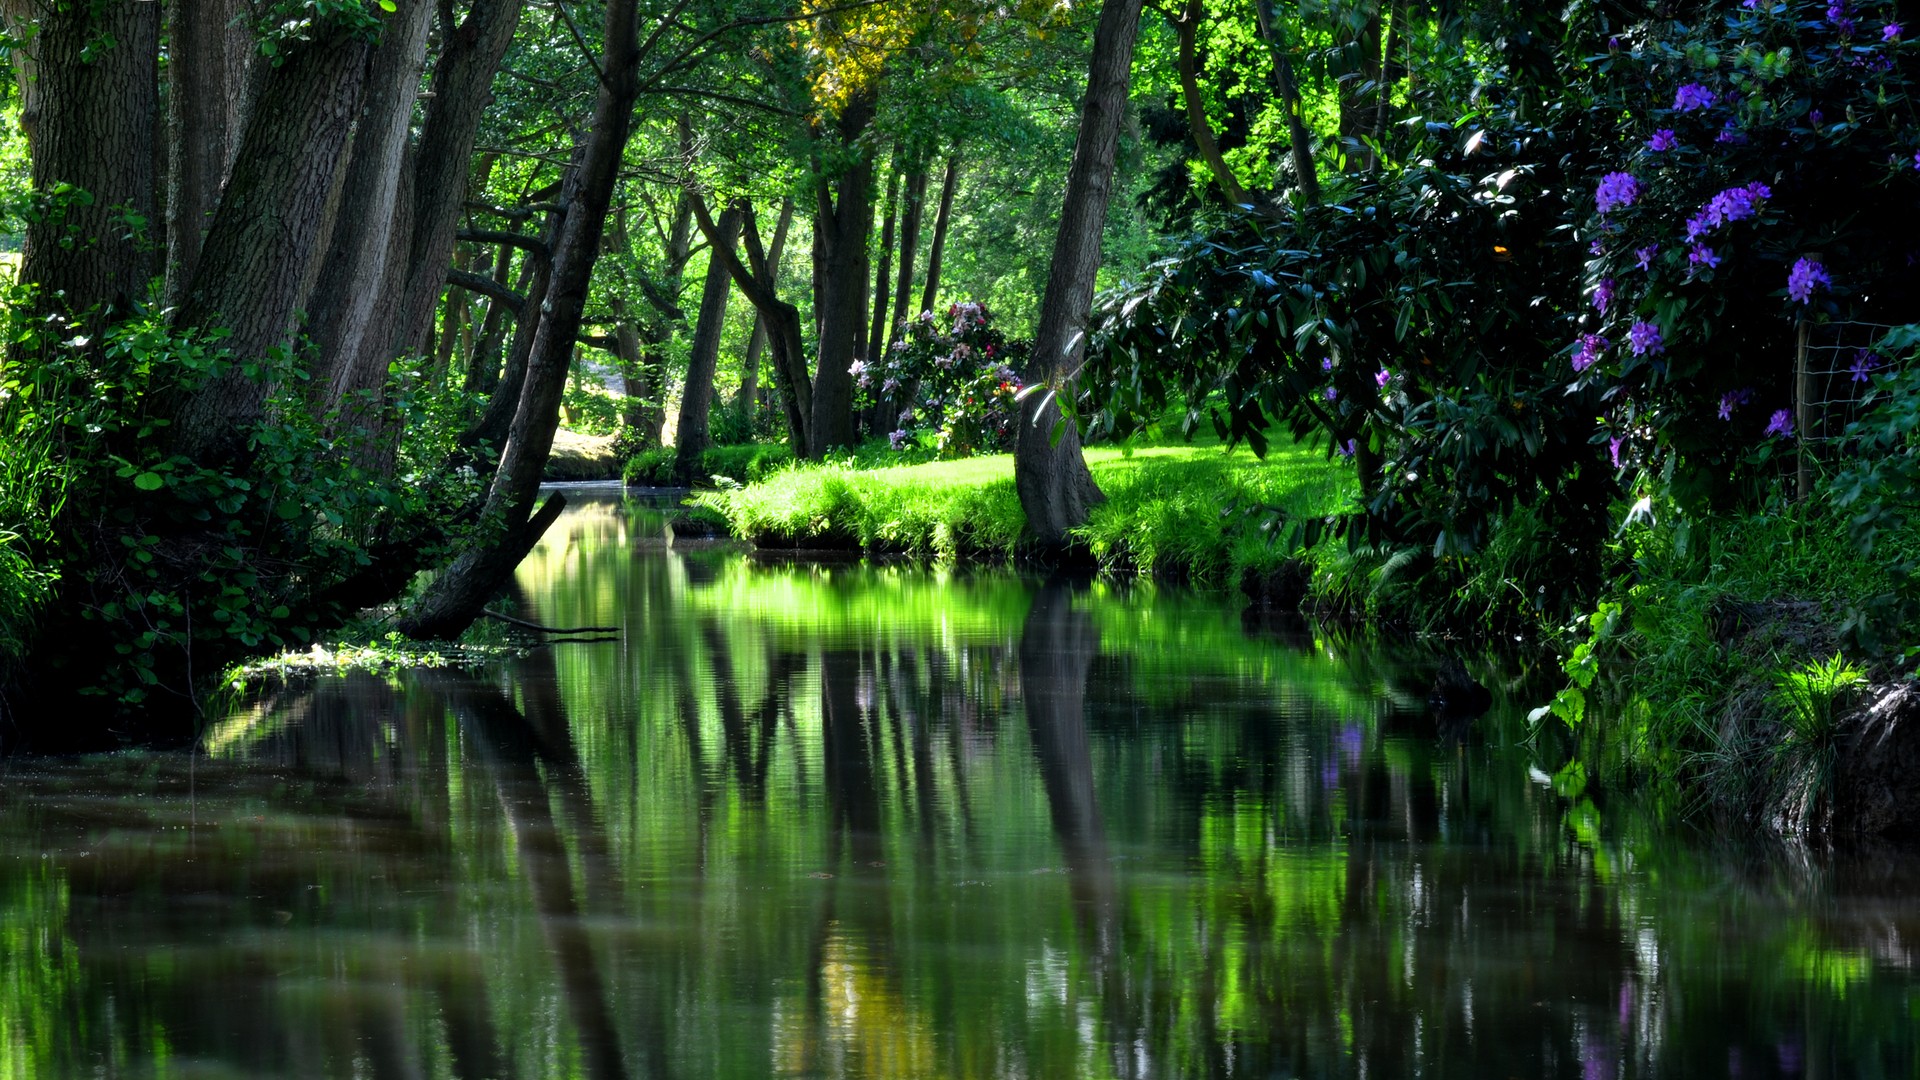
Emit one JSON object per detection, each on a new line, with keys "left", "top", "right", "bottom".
{"left": 446, "top": 267, "right": 525, "bottom": 313}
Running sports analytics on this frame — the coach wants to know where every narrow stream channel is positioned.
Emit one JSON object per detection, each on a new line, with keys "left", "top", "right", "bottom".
{"left": 2, "top": 488, "right": 1915, "bottom": 1077}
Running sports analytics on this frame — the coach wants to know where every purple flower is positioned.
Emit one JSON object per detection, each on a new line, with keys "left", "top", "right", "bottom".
{"left": 881, "top": 376, "right": 900, "bottom": 393}
{"left": 1685, "top": 211, "right": 1712, "bottom": 241}
{"left": 1718, "top": 388, "right": 1754, "bottom": 419}
{"left": 1590, "top": 239, "right": 1605, "bottom": 256}
{"left": 1593, "top": 277, "right": 1616, "bottom": 313}
{"left": 1609, "top": 436, "right": 1624, "bottom": 469}
{"left": 1595, "top": 172, "right": 1640, "bottom": 214}
{"left": 1850, "top": 349, "right": 1881, "bottom": 382}
{"left": 1787, "top": 257, "right": 1831, "bottom": 303}
{"left": 1743, "top": 0, "right": 1762, "bottom": 8}
{"left": 1811, "top": 109, "right": 1825, "bottom": 126}
{"left": 1573, "top": 333, "right": 1609, "bottom": 373}
{"left": 1375, "top": 369, "right": 1392, "bottom": 388}
{"left": 1674, "top": 83, "right": 1717, "bottom": 112}
{"left": 1912, "top": 149, "right": 1920, "bottom": 171}
{"left": 1688, "top": 244, "right": 1721, "bottom": 271}
{"left": 1765, "top": 409, "right": 1794, "bottom": 439}
{"left": 1717, "top": 120, "right": 1748, "bottom": 145}
{"left": 1628, "top": 321, "right": 1665, "bottom": 356}
{"left": 1324, "top": 386, "right": 1339, "bottom": 401}
{"left": 1321, "top": 357, "right": 1335, "bottom": 372}
{"left": 1636, "top": 245, "right": 1660, "bottom": 270}
{"left": 1336, "top": 438, "right": 1357, "bottom": 458}
{"left": 1885, "top": 22, "right": 1903, "bottom": 42}
{"left": 889, "top": 429, "right": 911, "bottom": 450}
{"left": 1647, "top": 129, "right": 1678, "bottom": 151}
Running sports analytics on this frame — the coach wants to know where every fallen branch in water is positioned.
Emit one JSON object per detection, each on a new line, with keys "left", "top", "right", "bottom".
{"left": 482, "top": 610, "right": 620, "bottom": 635}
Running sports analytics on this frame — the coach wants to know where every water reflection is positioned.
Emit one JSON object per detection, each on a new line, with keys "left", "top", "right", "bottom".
{"left": 0, "top": 490, "right": 1915, "bottom": 1077}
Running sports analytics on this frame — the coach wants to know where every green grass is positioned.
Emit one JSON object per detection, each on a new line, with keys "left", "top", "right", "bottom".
{"left": 624, "top": 441, "right": 795, "bottom": 487}
{"left": 693, "top": 440, "right": 1359, "bottom": 581}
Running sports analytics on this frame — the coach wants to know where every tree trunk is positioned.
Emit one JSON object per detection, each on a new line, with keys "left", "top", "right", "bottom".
{"left": 1339, "top": 0, "right": 1383, "bottom": 171}
{"left": 1174, "top": 0, "right": 1248, "bottom": 205}
{"left": 12, "top": 0, "right": 159, "bottom": 326}
{"left": 867, "top": 167, "right": 899, "bottom": 367}
{"left": 386, "top": 0, "right": 525, "bottom": 366}
{"left": 169, "top": 30, "right": 373, "bottom": 464}
{"left": 1015, "top": 0, "right": 1145, "bottom": 547}
{"left": 305, "top": 0, "right": 434, "bottom": 425}
{"left": 465, "top": 194, "right": 561, "bottom": 454}
{"left": 918, "top": 154, "right": 961, "bottom": 318}
{"left": 465, "top": 236, "right": 523, "bottom": 398}
{"left": 1254, "top": 0, "right": 1320, "bottom": 204}
{"left": 164, "top": 0, "right": 250, "bottom": 309}
{"left": 673, "top": 202, "right": 741, "bottom": 481}
{"left": 808, "top": 91, "right": 877, "bottom": 457}
{"left": 696, "top": 195, "right": 812, "bottom": 458}
{"left": 736, "top": 195, "right": 794, "bottom": 420}
{"left": 886, "top": 167, "right": 928, "bottom": 355}
{"left": 400, "top": 0, "right": 641, "bottom": 641}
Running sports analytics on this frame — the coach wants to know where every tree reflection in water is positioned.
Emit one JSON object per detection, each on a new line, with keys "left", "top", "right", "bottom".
{"left": 0, "top": 492, "right": 1914, "bottom": 1077}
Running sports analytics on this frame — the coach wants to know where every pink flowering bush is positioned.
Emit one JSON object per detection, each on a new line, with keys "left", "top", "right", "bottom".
{"left": 852, "top": 301, "right": 1029, "bottom": 458}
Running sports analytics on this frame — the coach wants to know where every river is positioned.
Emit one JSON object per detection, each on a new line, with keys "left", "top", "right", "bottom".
{"left": 1, "top": 488, "right": 1915, "bottom": 1077}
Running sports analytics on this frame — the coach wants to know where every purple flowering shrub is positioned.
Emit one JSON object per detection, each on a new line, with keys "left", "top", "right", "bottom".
{"left": 1572, "top": 0, "right": 1920, "bottom": 506}
{"left": 851, "top": 301, "right": 1029, "bottom": 458}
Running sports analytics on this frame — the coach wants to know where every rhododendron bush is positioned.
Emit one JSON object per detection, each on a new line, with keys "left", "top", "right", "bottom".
{"left": 1089, "top": 0, "right": 1920, "bottom": 567}
{"left": 853, "top": 302, "right": 1030, "bottom": 458}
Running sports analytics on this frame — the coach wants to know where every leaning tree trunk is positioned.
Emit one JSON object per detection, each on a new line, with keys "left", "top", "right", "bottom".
{"left": 1254, "top": 0, "right": 1321, "bottom": 205}
{"left": 866, "top": 167, "right": 900, "bottom": 368}
{"left": 383, "top": 0, "right": 525, "bottom": 366}
{"left": 1014, "top": 0, "right": 1146, "bottom": 547}
{"left": 696, "top": 195, "right": 812, "bottom": 458}
{"left": 918, "top": 154, "right": 961, "bottom": 317}
{"left": 735, "top": 195, "right": 794, "bottom": 421}
{"left": 807, "top": 91, "right": 877, "bottom": 457}
{"left": 399, "top": 0, "right": 641, "bottom": 641}
{"left": 672, "top": 202, "right": 742, "bottom": 482}
{"left": 11, "top": 0, "right": 159, "bottom": 328}
{"left": 1174, "top": 0, "right": 1248, "bottom": 205}
{"left": 168, "top": 29, "right": 373, "bottom": 465}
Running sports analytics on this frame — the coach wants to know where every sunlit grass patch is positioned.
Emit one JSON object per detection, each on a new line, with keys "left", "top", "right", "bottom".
{"left": 694, "top": 439, "right": 1360, "bottom": 582}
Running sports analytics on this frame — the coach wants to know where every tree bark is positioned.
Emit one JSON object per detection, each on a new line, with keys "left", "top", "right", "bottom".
{"left": 1173, "top": 0, "right": 1248, "bottom": 205}
{"left": 305, "top": 0, "right": 435, "bottom": 428}
{"left": 1015, "top": 0, "right": 1145, "bottom": 547}
{"left": 1254, "top": 0, "right": 1320, "bottom": 204}
{"left": 736, "top": 194, "right": 794, "bottom": 420}
{"left": 694, "top": 194, "right": 811, "bottom": 458}
{"left": 465, "top": 192, "right": 561, "bottom": 454}
{"left": 12, "top": 0, "right": 159, "bottom": 326}
{"left": 866, "top": 167, "right": 899, "bottom": 367}
{"left": 673, "top": 202, "right": 741, "bottom": 480}
{"left": 1339, "top": 0, "right": 1383, "bottom": 171}
{"left": 465, "top": 236, "right": 523, "bottom": 397}
{"left": 164, "top": 0, "right": 251, "bottom": 309}
{"left": 387, "top": 0, "right": 526, "bottom": 365}
{"left": 807, "top": 91, "right": 877, "bottom": 457}
{"left": 169, "top": 29, "right": 373, "bottom": 464}
{"left": 918, "top": 154, "right": 961, "bottom": 318}
{"left": 400, "top": 0, "right": 641, "bottom": 641}
{"left": 886, "top": 167, "right": 928, "bottom": 355}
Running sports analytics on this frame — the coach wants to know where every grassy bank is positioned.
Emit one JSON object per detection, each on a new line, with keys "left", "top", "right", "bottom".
{"left": 692, "top": 441, "right": 1358, "bottom": 583}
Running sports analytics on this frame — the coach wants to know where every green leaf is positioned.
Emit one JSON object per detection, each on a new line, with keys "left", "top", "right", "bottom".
{"left": 133, "top": 472, "right": 164, "bottom": 491}
{"left": 378, "top": 0, "right": 397, "bottom": 9}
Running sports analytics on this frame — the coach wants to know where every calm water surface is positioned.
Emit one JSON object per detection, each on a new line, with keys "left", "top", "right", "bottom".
{"left": 3, "top": 489, "right": 1917, "bottom": 1078}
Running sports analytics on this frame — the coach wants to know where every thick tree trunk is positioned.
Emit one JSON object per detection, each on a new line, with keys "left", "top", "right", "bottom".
{"left": 695, "top": 195, "right": 811, "bottom": 458}
{"left": 918, "top": 154, "right": 961, "bottom": 317}
{"left": 400, "top": 0, "right": 641, "bottom": 641}
{"left": 1174, "top": 0, "right": 1248, "bottom": 205}
{"left": 672, "top": 203, "right": 741, "bottom": 480}
{"left": 164, "top": 0, "right": 250, "bottom": 309}
{"left": 1015, "top": 0, "right": 1145, "bottom": 547}
{"left": 1254, "top": 0, "right": 1320, "bottom": 204}
{"left": 736, "top": 195, "right": 794, "bottom": 420}
{"left": 807, "top": 92, "right": 876, "bottom": 457}
{"left": 387, "top": 0, "right": 525, "bottom": 365}
{"left": 169, "top": 31, "right": 373, "bottom": 464}
{"left": 886, "top": 168, "right": 927, "bottom": 354}
{"left": 12, "top": 0, "right": 159, "bottom": 326}
{"left": 305, "top": 0, "right": 434, "bottom": 426}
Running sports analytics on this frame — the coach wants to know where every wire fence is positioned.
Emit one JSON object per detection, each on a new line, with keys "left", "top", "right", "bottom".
{"left": 1798, "top": 319, "right": 1897, "bottom": 445}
